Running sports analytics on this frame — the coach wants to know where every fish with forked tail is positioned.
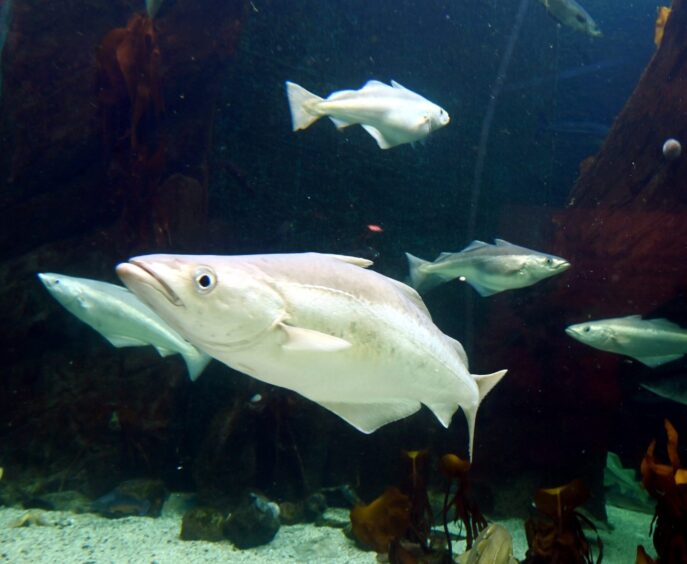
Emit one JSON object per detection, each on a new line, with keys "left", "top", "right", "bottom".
{"left": 406, "top": 239, "right": 570, "bottom": 295}
{"left": 285, "top": 80, "right": 450, "bottom": 149}
{"left": 536, "top": 0, "right": 602, "bottom": 37}
{"left": 566, "top": 315, "right": 687, "bottom": 367}
{"left": 116, "top": 252, "right": 507, "bottom": 458}
{"left": 38, "top": 273, "right": 211, "bottom": 380}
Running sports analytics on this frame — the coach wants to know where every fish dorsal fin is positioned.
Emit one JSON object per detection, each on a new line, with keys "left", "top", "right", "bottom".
{"left": 362, "top": 79, "right": 387, "bottom": 89}
{"left": 647, "top": 318, "right": 683, "bottom": 331}
{"left": 279, "top": 323, "right": 352, "bottom": 352}
{"left": 461, "top": 240, "right": 490, "bottom": 253}
{"left": 361, "top": 124, "right": 395, "bottom": 149}
{"left": 387, "top": 278, "right": 432, "bottom": 318}
{"left": 436, "top": 252, "right": 454, "bottom": 260}
{"left": 322, "top": 254, "right": 373, "bottom": 268}
{"left": 390, "top": 79, "right": 411, "bottom": 91}
{"left": 318, "top": 399, "right": 422, "bottom": 433}
{"left": 621, "top": 315, "right": 643, "bottom": 321}
{"left": 473, "top": 369, "right": 508, "bottom": 404}
{"left": 494, "top": 239, "right": 512, "bottom": 246}
{"left": 444, "top": 335, "right": 468, "bottom": 367}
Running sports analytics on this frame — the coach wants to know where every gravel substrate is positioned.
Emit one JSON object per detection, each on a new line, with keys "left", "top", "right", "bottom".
{"left": 0, "top": 502, "right": 655, "bottom": 563}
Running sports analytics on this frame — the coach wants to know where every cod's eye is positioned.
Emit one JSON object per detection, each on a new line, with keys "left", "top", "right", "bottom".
{"left": 194, "top": 267, "right": 217, "bottom": 293}
{"left": 546, "top": 257, "right": 553, "bottom": 265}
{"left": 583, "top": 326, "right": 591, "bottom": 333}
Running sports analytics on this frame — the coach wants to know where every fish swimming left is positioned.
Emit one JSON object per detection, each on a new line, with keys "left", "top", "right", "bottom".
{"left": 536, "top": 0, "right": 602, "bottom": 37}
{"left": 406, "top": 239, "right": 570, "bottom": 295}
{"left": 38, "top": 273, "right": 211, "bottom": 380}
{"left": 116, "top": 252, "right": 507, "bottom": 458}
{"left": 285, "top": 80, "right": 450, "bottom": 149}
{"left": 566, "top": 315, "right": 687, "bottom": 367}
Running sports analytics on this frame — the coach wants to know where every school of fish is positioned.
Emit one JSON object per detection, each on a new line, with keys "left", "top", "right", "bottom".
{"left": 37, "top": 0, "right": 687, "bottom": 469}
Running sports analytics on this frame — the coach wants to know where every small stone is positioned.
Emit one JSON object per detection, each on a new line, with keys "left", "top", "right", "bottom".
{"left": 180, "top": 506, "right": 226, "bottom": 542}
{"left": 224, "top": 493, "right": 280, "bottom": 548}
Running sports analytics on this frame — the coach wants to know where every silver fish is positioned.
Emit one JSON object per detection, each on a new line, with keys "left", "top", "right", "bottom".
{"left": 641, "top": 375, "right": 687, "bottom": 406}
{"left": 566, "top": 315, "right": 687, "bottom": 367}
{"left": 285, "top": 79, "right": 450, "bottom": 149}
{"left": 406, "top": 239, "right": 570, "bottom": 295}
{"left": 537, "top": 0, "right": 602, "bottom": 37}
{"left": 38, "top": 273, "right": 211, "bottom": 380}
{"left": 116, "top": 252, "right": 507, "bottom": 458}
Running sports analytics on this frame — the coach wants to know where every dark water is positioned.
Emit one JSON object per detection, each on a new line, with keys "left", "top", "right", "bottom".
{"left": 1, "top": 0, "right": 685, "bottom": 560}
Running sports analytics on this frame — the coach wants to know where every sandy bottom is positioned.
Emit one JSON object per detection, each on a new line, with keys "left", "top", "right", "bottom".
{"left": 0, "top": 501, "right": 655, "bottom": 563}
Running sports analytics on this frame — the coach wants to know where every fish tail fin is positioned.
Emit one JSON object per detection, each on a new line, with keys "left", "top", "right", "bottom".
{"left": 405, "top": 252, "right": 435, "bottom": 293}
{"left": 285, "top": 81, "right": 323, "bottom": 131}
{"left": 182, "top": 351, "right": 212, "bottom": 381}
{"left": 465, "top": 369, "right": 508, "bottom": 459}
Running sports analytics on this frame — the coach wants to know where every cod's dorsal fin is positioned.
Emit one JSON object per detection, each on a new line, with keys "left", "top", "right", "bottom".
{"left": 322, "top": 254, "right": 374, "bottom": 268}
{"left": 444, "top": 335, "right": 468, "bottom": 367}
{"left": 494, "top": 238, "right": 512, "bottom": 246}
{"left": 647, "top": 318, "right": 683, "bottom": 331}
{"left": 473, "top": 370, "right": 508, "bottom": 403}
{"left": 461, "top": 240, "right": 490, "bottom": 253}
{"left": 387, "top": 278, "right": 432, "bottom": 318}
{"left": 279, "top": 323, "right": 352, "bottom": 352}
{"left": 436, "top": 252, "right": 454, "bottom": 260}
{"left": 362, "top": 79, "right": 387, "bottom": 89}
{"left": 390, "top": 80, "right": 416, "bottom": 93}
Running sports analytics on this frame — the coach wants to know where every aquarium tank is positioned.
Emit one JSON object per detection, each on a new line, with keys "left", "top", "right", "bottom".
{"left": 1, "top": 0, "right": 686, "bottom": 562}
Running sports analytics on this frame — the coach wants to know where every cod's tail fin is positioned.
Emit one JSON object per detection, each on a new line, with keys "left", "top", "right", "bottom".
{"left": 405, "top": 252, "right": 438, "bottom": 293}
{"left": 464, "top": 369, "right": 508, "bottom": 460}
{"left": 285, "top": 81, "right": 323, "bottom": 131}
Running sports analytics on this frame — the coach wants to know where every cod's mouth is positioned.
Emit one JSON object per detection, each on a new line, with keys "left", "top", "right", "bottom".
{"left": 116, "top": 261, "right": 183, "bottom": 307}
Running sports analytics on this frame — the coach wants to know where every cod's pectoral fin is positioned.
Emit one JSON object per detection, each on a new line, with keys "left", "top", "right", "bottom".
{"left": 361, "top": 125, "right": 395, "bottom": 149}
{"left": 466, "top": 279, "right": 501, "bottom": 297}
{"left": 635, "top": 354, "right": 683, "bottom": 368}
{"left": 279, "top": 323, "right": 352, "bottom": 352}
{"left": 318, "top": 399, "right": 422, "bottom": 433}
{"left": 322, "top": 254, "right": 374, "bottom": 268}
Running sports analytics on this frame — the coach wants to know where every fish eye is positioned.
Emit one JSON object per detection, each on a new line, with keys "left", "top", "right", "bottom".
{"left": 583, "top": 326, "right": 591, "bottom": 333}
{"left": 193, "top": 267, "right": 217, "bottom": 293}
{"left": 576, "top": 14, "right": 587, "bottom": 23}
{"left": 545, "top": 257, "right": 553, "bottom": 265}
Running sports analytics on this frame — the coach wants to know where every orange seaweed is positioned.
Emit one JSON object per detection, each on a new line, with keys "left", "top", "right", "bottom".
{"left": 350, "top": 487, "right": 411, "bottom": 554}
{"left": 524, "top": 479, "right": 602, "bottom": 564}
{"left": 639, "top": 419, "right": 687, "bottom": 562}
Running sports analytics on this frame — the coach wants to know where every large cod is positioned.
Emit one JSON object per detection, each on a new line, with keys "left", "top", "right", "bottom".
{"left": 117, "top": 252, "right": 507, "bottom": 458}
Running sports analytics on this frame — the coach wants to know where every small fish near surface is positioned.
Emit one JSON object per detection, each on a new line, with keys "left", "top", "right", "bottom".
{"left": 566, "top": 315, "right": 687, "bottom": 367}
{"left": 285, "top": 79, "right": 450, "bottom": 149}
{"left": 116, "top": 252, "right": 507, "bottom": 458}
{"left": 38, "top": 273, "right": 211, "bottom": 380}
{"left": 406, "top": 239, "right": 570, "bottom": 295}
{"left": 536, "top": 0, "right": 602, "bottom": 37}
